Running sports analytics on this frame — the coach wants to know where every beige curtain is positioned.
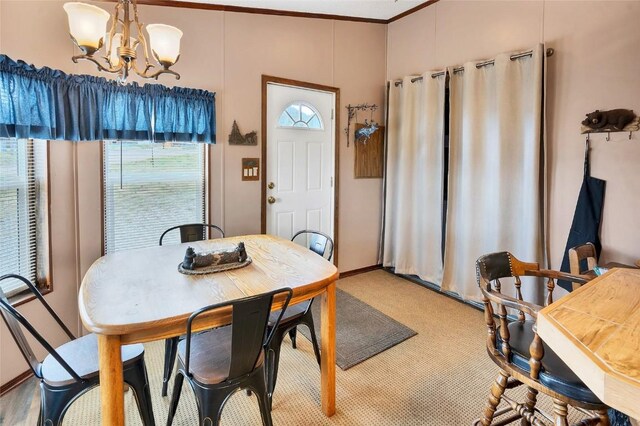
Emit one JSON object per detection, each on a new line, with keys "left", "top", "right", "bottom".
{"left": 441, "top": 44, "right": 546, "bottom": 302}
{"left": 383, "top": 72, "right": 446, "bottom": 285}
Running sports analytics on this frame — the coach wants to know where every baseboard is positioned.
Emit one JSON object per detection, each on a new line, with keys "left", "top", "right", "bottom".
{"left": 390, "top": 268, "right": 484, "bottom": 312}
{"left": 0, "top": 369, "right": 33, "bottom": 396}
{"left": 339, "top": 264, "right": 382, "bottom": 278}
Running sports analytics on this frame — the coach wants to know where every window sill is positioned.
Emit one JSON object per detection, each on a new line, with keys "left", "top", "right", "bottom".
{"left": 10, "top": 284, "right": 52, "bottom": 308}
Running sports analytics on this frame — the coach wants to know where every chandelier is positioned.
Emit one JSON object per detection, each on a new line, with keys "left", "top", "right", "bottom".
{"left": 63, "top": 1, "right": 182, "bottom": 83}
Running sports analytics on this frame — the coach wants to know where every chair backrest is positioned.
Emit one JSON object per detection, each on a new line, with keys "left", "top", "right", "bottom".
{"left": 183, "top": 287, "right": 293, "bottom": 382}
{"left": 475, "top": 252, "right": 588, "bottom": 379}
{"left": 291, "top": 230, "right": 334, "bottom": 261}
{"left": 159, "top": 223, "right": 225, "bottom": 246}
{"left": 568, "top": 242, "right": 597, "bottom": 290}
{"left": 0, "top": 274, "right": 82, "bottom": 382}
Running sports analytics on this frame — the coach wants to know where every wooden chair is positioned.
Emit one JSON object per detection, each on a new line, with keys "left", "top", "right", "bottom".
{"left": 568, "top": 242, "right": 597, "bottom": 291}
{"left": 159, "top": 223, "right": 225, "bottom": 396}
{"left": 475, "top": 252, "right": 610, "bottom": 426}
{"left": 0, "top": 274, "right": 155, "bottom": 425}
{"left": 166, "top": 287, "right": 293, "bottom": 426}
{"left": 262, "top": 230, "right": 332, "bottom": 406}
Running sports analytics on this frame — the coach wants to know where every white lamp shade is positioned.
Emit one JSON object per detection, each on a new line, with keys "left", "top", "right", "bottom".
{"left": 63, "top": 2, "right": 110, "bottom": 50}
{"left": 146, "top": 24, "right": 183, "bottom": 65}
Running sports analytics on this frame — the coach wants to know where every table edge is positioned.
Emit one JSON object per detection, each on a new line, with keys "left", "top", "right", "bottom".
{"left": 537, "top": 268, "right": 640, "bottom": 418}
{"left": 79, "top": 269, "right": 339, "bottom": 337}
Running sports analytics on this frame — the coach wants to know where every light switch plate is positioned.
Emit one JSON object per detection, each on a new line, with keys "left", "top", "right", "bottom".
{"left": 242, "top": 158, "right": 260, "bottom": 181}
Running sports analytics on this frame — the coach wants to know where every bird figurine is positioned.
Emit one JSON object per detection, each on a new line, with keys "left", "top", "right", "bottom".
{"left": 354, "top": 120, "right": 379, "bottom": 144}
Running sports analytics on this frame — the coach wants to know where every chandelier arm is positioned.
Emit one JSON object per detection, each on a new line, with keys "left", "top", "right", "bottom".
{"left": 105, "top": 3, "right": 121, "bottom": 66}
{"left": 72, "top": 54, "right": 124, "bottom": 74}
{"left": 136, "top": 66, "right": 181, "bottom": 81}
{"left": 132, "top": 2, "right": 153, "bottom": 69}
{"left": 131, "top": 58, "right": 154, "bottom": 77}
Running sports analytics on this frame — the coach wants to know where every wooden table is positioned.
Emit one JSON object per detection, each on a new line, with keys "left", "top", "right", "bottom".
{"left": 79, "top": 234, "right": 339, "bottom": 425}
{"left": 538, "top": 268, "right": 640, "bottom": 419}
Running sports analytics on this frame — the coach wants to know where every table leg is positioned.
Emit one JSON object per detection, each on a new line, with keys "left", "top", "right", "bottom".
{"left": 320, "top": 281, "right": 336, "bottom": 416}
{"left": 97, "top": 334, "right": 125, "bottom": 425}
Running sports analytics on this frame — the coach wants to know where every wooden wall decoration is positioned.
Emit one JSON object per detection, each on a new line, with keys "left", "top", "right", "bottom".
{"left": 354, "top": 124, "right": 384, "bottom": 178}
{"left": 242, "top": 158, "right": 260, "bottom": 181}
{"left": 229, "top": 120, "right": 258, "bottom": 145}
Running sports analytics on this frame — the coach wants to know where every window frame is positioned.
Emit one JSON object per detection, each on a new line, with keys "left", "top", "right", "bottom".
{"left": 100, "top": 140, "right": 209, "bottom": 256}
{"left": 276, "top": 101, "right": 325, "bottom": 131}
{"left": 1, "top": 139, "right": 53, "bottom": 307}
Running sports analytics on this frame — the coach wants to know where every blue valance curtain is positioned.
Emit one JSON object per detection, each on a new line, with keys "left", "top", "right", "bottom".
{"left": 0, "top": 55, "right": 215, "bottom": 143}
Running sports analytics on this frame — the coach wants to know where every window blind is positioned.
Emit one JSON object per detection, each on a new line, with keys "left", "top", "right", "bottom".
{"left": 0, "top": 139, "right": 47, "bottom": 297}
{"left": 103, "top": 141, "right": 206, "bottom": 254}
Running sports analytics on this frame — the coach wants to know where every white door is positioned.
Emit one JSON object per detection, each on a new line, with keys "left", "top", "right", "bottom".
{"left": 266, "top": 83, "right": 335, "bottom": 241}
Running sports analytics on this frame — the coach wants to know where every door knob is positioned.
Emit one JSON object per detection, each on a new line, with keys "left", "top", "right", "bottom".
{"left": 268, "top": 182, "right": 275, "bottom": 189}
{"left": 267, "top": 196, "right": 276, "bottom": 204}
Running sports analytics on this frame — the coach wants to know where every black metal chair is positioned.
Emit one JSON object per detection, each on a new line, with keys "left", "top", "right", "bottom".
{"left": 0, "top": 274, "right": 155, "bottom": 426}
{"left": 159, "top": 223, "right": 225, "bottom": 246}
{"left": 159, "top": 223, "right": 225, "bottom": 397}
{"left": 264, "top": 230, "right": 333, "bottom": 406}
{"left": 474, "top": 252, "right": 610, "bottom": 426}
{"left": 166, "top": 287, "right": 293, "bottom": 426}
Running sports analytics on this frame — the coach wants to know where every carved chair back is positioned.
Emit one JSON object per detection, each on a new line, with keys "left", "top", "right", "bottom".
{"left": 475, "top": 252, "right": 588, "bottom": 380}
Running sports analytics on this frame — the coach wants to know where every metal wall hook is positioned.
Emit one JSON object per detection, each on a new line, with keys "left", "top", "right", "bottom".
{"left": 585, "top": 134, "right": 590, "bottom": 152}
{"left": 606, "top": 132, "right": 611, "bottom": 141}
{"left": 630, "top": 131, "right": 633, "bottom": 140}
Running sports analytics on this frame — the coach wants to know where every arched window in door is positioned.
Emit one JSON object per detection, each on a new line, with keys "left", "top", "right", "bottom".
{"left": 277, "top": 102, "right": 323, "bottom": 129}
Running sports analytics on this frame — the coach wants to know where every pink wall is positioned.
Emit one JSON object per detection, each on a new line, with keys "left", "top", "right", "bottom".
{"left": 8, "top": 0, "right": 636, "bottom": 390}
{"left": 387, "top": 0, "right": 640, "bottom": 274}
{"left": 0, "top": 0, "right": 386, "bottom": 386}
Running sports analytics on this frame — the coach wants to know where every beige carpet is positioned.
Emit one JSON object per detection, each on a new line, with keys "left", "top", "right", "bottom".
{"left": 21, "top": 270, "right": 591, "bottom": 425}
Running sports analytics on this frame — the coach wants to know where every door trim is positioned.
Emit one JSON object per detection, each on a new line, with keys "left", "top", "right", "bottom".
{"left": 261, "top": 75, "right": 340, "bottom": 267}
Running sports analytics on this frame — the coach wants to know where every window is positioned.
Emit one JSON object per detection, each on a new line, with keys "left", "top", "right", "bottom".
{"left": 278, "top": 102, "right": 323, "bottom": 129}
{"left": 103, "top": 141, "right": 206, "bottom": 253}
{"left": 0, "top": 139, "right": 49, "bottom": 298}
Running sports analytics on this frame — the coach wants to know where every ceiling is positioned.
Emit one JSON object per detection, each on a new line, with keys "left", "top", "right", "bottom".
{"left": 173, "top": 0, "right": 428, "bottom": 21}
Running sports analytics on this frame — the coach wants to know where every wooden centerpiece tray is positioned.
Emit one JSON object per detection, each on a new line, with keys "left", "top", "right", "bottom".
{"left": 178, "top": 242, "right": 252, "bottom": 275}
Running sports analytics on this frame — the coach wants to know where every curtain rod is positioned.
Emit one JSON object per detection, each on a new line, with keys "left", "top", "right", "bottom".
{"left": 393, "top": 47, "right": 555, "bottom": 86}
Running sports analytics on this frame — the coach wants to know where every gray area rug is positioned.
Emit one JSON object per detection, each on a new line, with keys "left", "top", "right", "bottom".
{"left": 299, "top": 288, "right": 417, "bottom": 370}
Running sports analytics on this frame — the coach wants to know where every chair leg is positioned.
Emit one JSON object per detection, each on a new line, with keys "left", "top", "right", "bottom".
{"left": 552, "top": 399, "right": 569, "bottom": 426}
{"left": 266, "top": 326, "right": 287, "bottom": 402}
{"left": 249, "top": 366, "right": 273, "bottom": 426}
{"left": 162, "top": 337, "right": 179, "bottom": 397}
{"left": 193, "top": 384, "right": 229, "bottom": 426}
{"left": 166, "top": 372, "right": 185, "bottom": 426}
{"left": 124, "top": 358, "right": 156, "bottom": 426}
{"left": 520, "top": 386, "right": 538, "bottom": 426}
{"left": 258, "top": 391, "right": 274, "bottom": 426}
{"left": 38, "top": 390, "right": 45, "bottom": 426}
{"left": 479, "top": 370, "right": 509, "bottom": 426}
{"left": 302, "top": 312, "right": 321, "bottom": 366}
{"left": 288, "top": 327, "right": 297, "bottom": 349}
{"left": 597, "top": 409, "right": 610, "bottom": 426}
{"left": 40, "top": 382, "right": 85, "bottom": 426}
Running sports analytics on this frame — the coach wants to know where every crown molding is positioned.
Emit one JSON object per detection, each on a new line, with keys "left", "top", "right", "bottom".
{"left": 101, "top": 0, "right": 439, "bottom": 24}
